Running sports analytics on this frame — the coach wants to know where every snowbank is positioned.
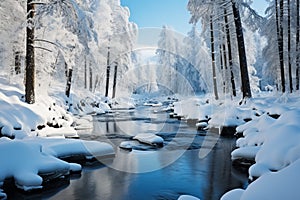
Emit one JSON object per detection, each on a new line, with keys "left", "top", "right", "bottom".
{"left": 173, "top": 97, "right": 208, "bottom": 120}
{"left": 0, "top": 86, "right": 44, "bottom": 138}
{"left": 222, "top": 159, "right": 300, "bottom": 200}
{"left": 111, "top": 97, "right": 136, "bottom": 110}
{"left": 0, "top": 137, "right": 114, "bottom": 193}
{"left": 0, "top": 80, "right": 115, "bottom": 197}
{"left": 0, "top": 138, "right": 79, "bottom": 191}
{"left": 223, "top": 95, "right": 300, "bottom": 200}
{"left": 0, "top": 82, "right": 78, "bottom": 139}
{"left": 232, "top": 109, "right": 300, "bottom": 177}
{"left": 25, "top": 137, "right": 115, "bottom": 160}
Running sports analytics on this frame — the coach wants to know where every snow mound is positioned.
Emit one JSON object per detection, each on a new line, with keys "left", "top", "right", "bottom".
{"left": 178, "top": 195, "right": 201, "bottom": 200}
{"left": 25, "top": 137, "right": 115, "bottom": 160}
{"left": 222, "top": 159, "right": 300, "bottom": 200}
{"left": 143, "top": 101, "right": 163, "bottom": 107}
{"left": 0, "top": 137, "right": 114, "bottom": 195}
{"left": 133, "top": 133, "right": 164, "bottom": 146}
{"left": 0, "top": 82, "right": 79, "bottom": 139}
{"left": 232, "top": 109, "right": 300, "bottom": 178}
{"left": 110, "top": 97, "right": 136, "bottom": 110}
{"left": 0, "top": 88, "right": 44, "bottom": 138}
{"left": 119, "top": 141, "right": 134, "bottom": 150}
{"left": 173, "top": 98, "right": 203, "bottom": 119}
{"left": 220, "top": 189, "right": 244, "bottom": 200}
{"left": 231, "top": 146, "right": 260, "bottom": 161}
{"left": 72, "top": 115, "right": 93, "bottom": 130}
{"left": 0, "top": 138, "right": 76, "bottom": 191}
{"left": 227, "top": 102, "right": 300, "bottom": 200}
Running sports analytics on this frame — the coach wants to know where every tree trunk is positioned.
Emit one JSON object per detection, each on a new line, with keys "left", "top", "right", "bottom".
{"left": 288, "top": 0, "right": 293, "bottom": 92}
{"left": 231, "top": 0, "right": 252, "bottom": 98}
{"left": 105, "top": 46, "right": 110, "bottom": 97}
{"left": 15, "top": 51, "right": 22, "bottom": 75}
{"left": 296, "top": 0, "right": 300, "bottom": 90}
{"left": 94, "top": 74, "right": 99, "bottom": 93}
{"left": 84, "top": 56, "right": 87, "bottom": 89}
{"left": 65, "top": 68, "right": 73, "bottom": 98}
{"left": 112, "top": 62, "right": 118, "bottom": 99}
{"left": 89, "top": 67, "right": 93, "bottom": 92}
{"left": 25, "top": 0, "right": 35, "bottom": 104}
{"left": 220, "top": 44, "right": 226, "bottom": 94}
{"left": 210, "top": 16, "right": 219, "bottom": 100}
{"left": 276, "top": 0, "right": 285, "bottom": 92}
{"left": 224, "top": 0, "right": 236, "bottom": 97}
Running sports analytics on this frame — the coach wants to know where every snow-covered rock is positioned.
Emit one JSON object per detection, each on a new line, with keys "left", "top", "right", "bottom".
{"left": 143, "top": 101, "right": 163, "bottom": 107}
{"left": 226, "top": 99, "right": 300, "bottom": 200}
{"left": 196, "top": 121, "right": 208, "bottom": 130}
{"left": 25, "top": 137, "right": 115, "bottom": 160}
{"left": 0, "top": 138, "right": 78, "bottom": 191}
{"left": 0, "top": 137, "right": 114, "bottom": 196}
{"left": 231, "top": 146, "right": 260, "bottom": 161}
{"left": 119, "top": 141, "right": 134, "bottom": 151}
{"left": 0, "top": 189, "right": 6, "bottom": 199}
{"left": 178, "top": 195, "right": 201, "bottom": 200}
{"left": 133, "top": 133, "right": 164, "bottom": 147}
{"left": 73, "top": 115, "right": 93, "bottom": 130}
{"left": 222, "top": 159, "right": 300, "bottom": 200}
{"left": 220, "top": 189, "right": 244, "bottom": 200}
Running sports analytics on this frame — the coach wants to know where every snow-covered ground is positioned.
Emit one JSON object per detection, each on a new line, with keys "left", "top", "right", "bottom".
{"left": 1, "top": 73, "right": 300, "bottom": 200}
{"left": 173, "top": 92, "right": 300, "bottom": 200}
{"left": 222, "top": 96, "right": 300, "bottom": 200}
{"left": 0, "top": 79, "right": 115, "bottom": 197}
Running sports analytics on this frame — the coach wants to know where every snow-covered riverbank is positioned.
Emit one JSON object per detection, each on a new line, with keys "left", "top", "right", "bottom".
{"left": 172, "top": 93, "right": 300, "bottom": 200}
{"left": 0, "top": 80, "right": 116, "bottom": 198}
{"left": 1, "top": 75, "right": 300, "bottom": 200}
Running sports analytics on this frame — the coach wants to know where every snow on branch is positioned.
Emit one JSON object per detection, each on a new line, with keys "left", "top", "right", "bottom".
{"left": 241, "top": 2, "right": 266, "bottom": 31}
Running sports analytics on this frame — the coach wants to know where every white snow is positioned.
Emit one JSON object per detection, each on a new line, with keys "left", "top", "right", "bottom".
{"left": 173, "top": 98, "right": 205, "bottom": 120}
{"left": 0, "top": 138, "right": 76, "bottom": 191}
{"left": 172, "top": 93, "right": 300, "bottom": 200}
{"left": 133, "top": 133, "right": 164, "bottom": 146}
{"left": 0, "top": 80, "right": 115, "bottom": 196}
{"left": 143, "top": 101, "right": 163, "bottom": 107}
{"left": 111, "top": 97, "right": 136, "bottom": 110}
{"left": 196, "top": 121, "right": 208, "bottom": 129}
{"left": 220, "top": 189, "right": 244, "bottom": 200}
{"left": 0, "top": 85, "right": 45, "bottom": 138}
{"left": 223, "top": 94, "right": 300, "bottom": 200}
{"left": 178, "top": 195, "right": 201, "bottom": 200}
{"left": 223, "top": 159, "right": 300, "bottom": 200}
{"left": 231, "top": 146, "right": 261, "bottom": 161}
{"left": 0, "top": 137, "right": 114, "bottom": 192}
{"left": 24, "top": 138, "right": 115, "bottom": 159}
{"left": 119, "top": 141, "right": 134, "bottom": 150}
{"left": 73, "top": 115, "right": 93, "bottom": 130}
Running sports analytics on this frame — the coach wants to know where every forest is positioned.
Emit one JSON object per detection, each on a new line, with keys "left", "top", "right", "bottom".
{"left": 1, "top": 0, "right": 300, "bottom": 200}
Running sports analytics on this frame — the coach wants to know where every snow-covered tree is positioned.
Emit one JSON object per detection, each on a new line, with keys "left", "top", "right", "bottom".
{"left": 262, "top": 0, "right": 300, "bottom": 93}
{"left": 156, "top": 26, "right": 179, "bottom": 93}
{"left": 0, "top": 0, "right": 137, "bottom": 104}
{"left": 187, "top": 0, "right": 256, "bottom": 99}
{"left": 0, "top": 1, "right": 25, "bottom": 80}
{"left": 183, "top": 25, "right": 210, "bottom": 93}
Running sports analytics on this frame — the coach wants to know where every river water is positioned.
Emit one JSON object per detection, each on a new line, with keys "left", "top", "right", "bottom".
{"left": 5, "top": 103, "right": 248, "bottom": 200}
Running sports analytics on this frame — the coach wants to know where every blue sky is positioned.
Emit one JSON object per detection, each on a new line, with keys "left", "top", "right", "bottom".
{"left": 120, "top": 0, "right": 269, "bottom": 35}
